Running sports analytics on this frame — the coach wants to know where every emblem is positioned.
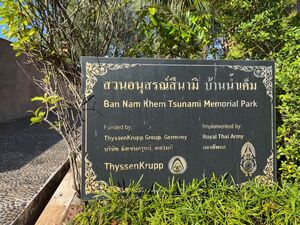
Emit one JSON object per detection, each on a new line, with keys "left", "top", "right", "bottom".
{"left": 168, "top": 156, "right": 187, "bottom": 175}
{"left": 240, "top": 142, "right": 257, "bottom": 177}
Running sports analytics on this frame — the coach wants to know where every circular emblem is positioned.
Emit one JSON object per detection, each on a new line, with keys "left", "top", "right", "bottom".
{"left": 243, "top": 160, "right": 255, "bottom": 171}
{"left": 168, "top": 156, "right": 187, "bottom": 175}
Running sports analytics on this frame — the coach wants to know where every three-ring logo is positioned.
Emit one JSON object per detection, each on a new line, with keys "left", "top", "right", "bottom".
{"left": 168, "top": 156, "right": 187, "bottom": 175}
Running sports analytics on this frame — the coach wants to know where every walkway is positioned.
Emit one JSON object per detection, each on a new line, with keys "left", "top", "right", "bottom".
{"left": 0, "top": 116, "right": 68, "bottom": 225}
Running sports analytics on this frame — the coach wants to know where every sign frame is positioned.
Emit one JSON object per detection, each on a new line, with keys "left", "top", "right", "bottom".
{"left": 81, "top": 57, "right": 276, "bottom": 200}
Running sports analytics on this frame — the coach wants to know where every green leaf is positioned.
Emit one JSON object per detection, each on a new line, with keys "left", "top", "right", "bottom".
{"left": 38, "top": 111, "right": 45, "bottom": 118}
{"left": 15, "top": 51, "right": 23, "bottom": 57}
{"left": 148, "top": 7, "right": 156, "bottom": 16}
{"left": 30, "top": 116, "right": 42, "bottom": 124}
{"left": 28, "top": 28, "right": 36, "bottom": 36}
{"left": 149, "top": 15, "right": 157, "bottom": 26}
{"left": 31, "top": 96, "right": 45, "bottom": 102}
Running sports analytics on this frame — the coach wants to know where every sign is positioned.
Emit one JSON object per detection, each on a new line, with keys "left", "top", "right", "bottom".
{"left": 81, "top": 57, "right": 276, "bottom": 199}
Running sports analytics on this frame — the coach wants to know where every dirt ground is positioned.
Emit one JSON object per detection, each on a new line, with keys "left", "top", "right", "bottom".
{"left": 63, "top": 196, "right": 84, "bottom": 225}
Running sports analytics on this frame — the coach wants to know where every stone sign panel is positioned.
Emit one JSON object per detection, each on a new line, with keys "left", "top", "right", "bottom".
{"left": 81, "top": 57, "right": 276, "bottom": 199}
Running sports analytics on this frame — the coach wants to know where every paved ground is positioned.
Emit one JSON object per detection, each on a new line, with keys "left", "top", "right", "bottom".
{"left": 0, "top": 116, "right": 68, "bottom": 225}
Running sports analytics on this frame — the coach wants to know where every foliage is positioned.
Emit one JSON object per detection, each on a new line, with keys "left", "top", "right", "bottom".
{"left": 127, "top": 0, "right": 213, "bottom": 59}
{"left": 28, "top": 94, "right": 62, "bottom": 124}
{"left": 71, "top": 177, "right": 300, "bottom": 225}
{"left": 210, "top": 0, "right": 296, "bottom": 59}
{"left": 0, "top": 0, "right": 135, "bottom": 191}
{"left": 0, "top": 0, "right": 38, "bottom": 56}
{"left": 276, "top": 57, "right": 300, "bottom": 181}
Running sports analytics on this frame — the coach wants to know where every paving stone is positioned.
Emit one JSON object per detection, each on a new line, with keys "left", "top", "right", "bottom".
{"left": 0, "top": 117, "right": 68, "bottom": 225}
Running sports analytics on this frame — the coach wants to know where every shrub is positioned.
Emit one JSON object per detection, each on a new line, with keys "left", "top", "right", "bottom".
{"left": 71, "top": 177, "right": 300, "bottom": 225}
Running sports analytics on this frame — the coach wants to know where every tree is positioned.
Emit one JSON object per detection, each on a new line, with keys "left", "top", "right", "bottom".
{"left": 0, "top": 0, "right": 215, "bottom": 193}
{"left": 127, "top": 0, "right": 213, "bottom": 59}
{"left": 0, "top": 0, "right": 135, "bottom": 192}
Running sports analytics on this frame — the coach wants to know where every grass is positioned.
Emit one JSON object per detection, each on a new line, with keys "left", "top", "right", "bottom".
{"left": 71, "top": 176, "right": 300, "bottom": 225}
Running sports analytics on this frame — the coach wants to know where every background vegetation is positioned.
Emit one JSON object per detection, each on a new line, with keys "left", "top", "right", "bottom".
{"left": 0, "top": 0, "right": 299, "bottom": 223}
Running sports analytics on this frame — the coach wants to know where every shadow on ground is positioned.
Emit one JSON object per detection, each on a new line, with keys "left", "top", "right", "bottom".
{"left": 0, "top": 116, "right": 62, "bottom": 172}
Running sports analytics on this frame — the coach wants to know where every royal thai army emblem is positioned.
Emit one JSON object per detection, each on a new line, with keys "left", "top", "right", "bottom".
{"left": 240, "top": 142, "right": 257, "bottom": 177}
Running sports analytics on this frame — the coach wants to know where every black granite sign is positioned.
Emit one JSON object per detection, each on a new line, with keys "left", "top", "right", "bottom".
{"left": 81, "top": 57, "right": 276, "bottom": 199}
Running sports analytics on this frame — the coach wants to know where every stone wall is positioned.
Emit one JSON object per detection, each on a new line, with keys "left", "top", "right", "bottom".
{"left": 0, "top": 38, "right": 41, "bottom": 123}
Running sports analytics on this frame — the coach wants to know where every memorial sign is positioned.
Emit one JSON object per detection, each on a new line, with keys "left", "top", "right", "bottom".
{"left": 81, "top": 57, "right": 276, "bottom": 199}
